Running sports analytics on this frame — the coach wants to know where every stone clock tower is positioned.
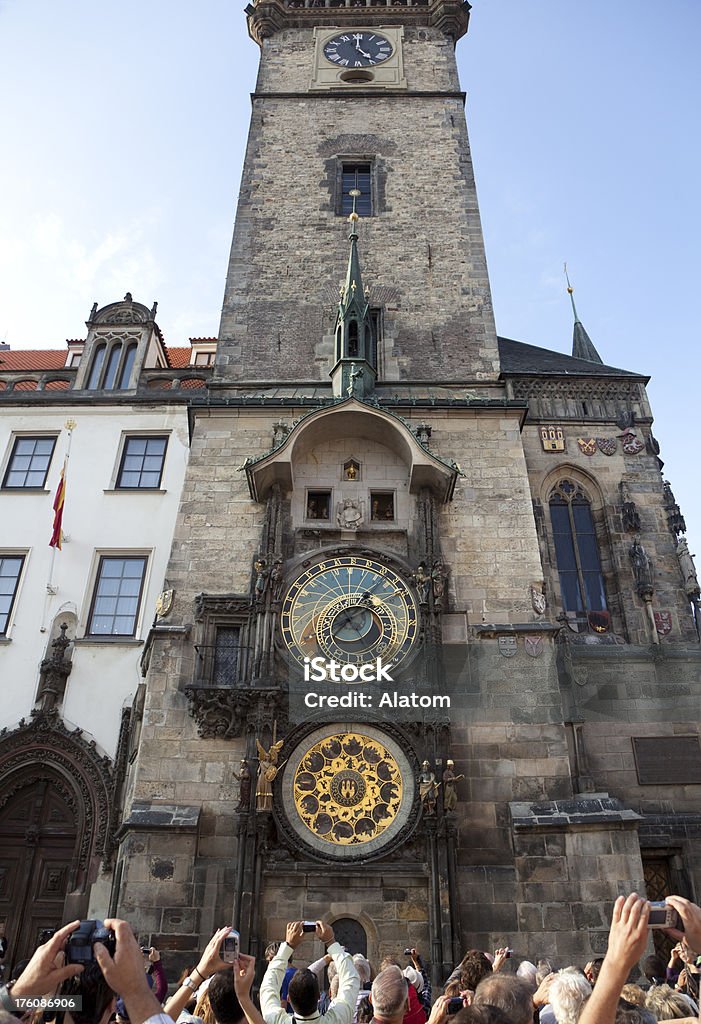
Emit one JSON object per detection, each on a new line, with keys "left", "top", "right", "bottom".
{"left": 116, "top": 0, "right": 701, "bottom": 978}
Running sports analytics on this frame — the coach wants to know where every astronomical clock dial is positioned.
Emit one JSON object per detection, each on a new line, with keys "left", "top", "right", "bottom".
{"left": 323, "top": 32, "right": 394, "bottom": 68}
{"left": 280, "top": 555, "right": 418, "bottom": 671}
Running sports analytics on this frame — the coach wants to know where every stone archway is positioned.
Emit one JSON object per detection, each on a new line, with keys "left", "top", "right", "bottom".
{"left": 331, "top": 917, "right": 367, "bottom": 958}
{"left": 0, "top": 709, "right": 114, "bottom": 970}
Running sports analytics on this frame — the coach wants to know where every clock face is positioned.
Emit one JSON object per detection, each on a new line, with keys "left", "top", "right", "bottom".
{"left": 323, "top": 32, "right": 394, "bottom": 69}
{"left": 280, "top": 555, "right": 418, "bottom": 671}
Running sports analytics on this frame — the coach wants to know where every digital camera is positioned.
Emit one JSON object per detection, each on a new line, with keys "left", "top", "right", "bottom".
{"left": 66, "top": 921, "right": 116, "bottom": 964}
{"left": 221, "top": 928, "right": 240, "bottom": 963}
{"left": 648, "top": 901, "right": 682, "bottom": 930}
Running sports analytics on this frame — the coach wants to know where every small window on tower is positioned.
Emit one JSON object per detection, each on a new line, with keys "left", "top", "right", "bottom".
{"left": 370, "top": 492, "right": 395, "bottom": 521}
{"left": 341, "top": 163, "right": 372, "bottom": 216}
{"left": 307, "top": 490, "right": 331, "bottom": 521}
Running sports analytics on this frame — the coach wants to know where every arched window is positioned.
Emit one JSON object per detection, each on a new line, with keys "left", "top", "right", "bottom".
{"left": 117, "top": 343, "right": 138, "bottom": 388}
{"left": 86, "top": 340, "right": 139, "bottom": 390}
{"left": 549, "top": 479, "right": 607, "bottom": 617}
{"left": 87, "top": 343, "right": 106, "bottom": 389}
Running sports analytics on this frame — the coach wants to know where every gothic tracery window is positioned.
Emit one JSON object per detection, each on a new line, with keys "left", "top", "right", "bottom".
{"left": 549, "top": 479, "right": 607, "bottom": 617}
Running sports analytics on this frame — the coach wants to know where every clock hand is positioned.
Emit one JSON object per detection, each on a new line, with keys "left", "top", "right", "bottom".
{"left": 354, "top": 38, "right": 372, "bottom": 58}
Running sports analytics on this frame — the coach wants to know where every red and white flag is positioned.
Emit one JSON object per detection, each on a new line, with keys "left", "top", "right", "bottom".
{"left": 49, "top": 461, "right": 66, "bottom": 549}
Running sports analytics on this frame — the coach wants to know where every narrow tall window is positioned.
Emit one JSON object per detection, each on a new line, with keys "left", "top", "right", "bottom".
{"left": 3, "top": 436, "right": 56, "bottom": 488}
{"left": 87, "top": 343, "right": 107, "bottom": 388}
{"left": 0, "top": 555, "right": 25, "bottom": 634}
{"left": 88, "top": 556, "right": 147, "bottom": 636}
{"left": 341, "top": 163, "right": 372, "bottom": 216}
{"left": 117, "top": 343, "right": 138, "bottom": 388}
{"left": 213, "top": 626, "right": 241, "bottom": 685}
{"left": 549, "top": 480, "right": 606, "bottom": 616}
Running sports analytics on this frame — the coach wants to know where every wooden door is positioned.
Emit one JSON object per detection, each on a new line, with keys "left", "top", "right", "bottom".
{"left": 0, "top": 778, "right": 78, "bottom": 973}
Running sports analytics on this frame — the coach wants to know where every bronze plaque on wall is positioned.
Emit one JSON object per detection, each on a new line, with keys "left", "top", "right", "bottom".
{"left": 633, "top": 736, "right": 701, "bottom": 785}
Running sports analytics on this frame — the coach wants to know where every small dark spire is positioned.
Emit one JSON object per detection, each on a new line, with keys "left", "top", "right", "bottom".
{"left": 339, "top": 197, "right": 369, "bottom": 320}
{"left": 330, "top": 191, "right": 376, "bottom": 398}
{"left": 335, "top": 192, "right": 372, "bottom": 362}
{"left": 564, "top": 264, "right": 603, "bottom": 364}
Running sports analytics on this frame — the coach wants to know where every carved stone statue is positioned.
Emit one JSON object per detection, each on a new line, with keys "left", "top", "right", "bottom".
{"left": 629, "top": 539, "right": 654, "bottom": 595}
{"left": 233, "top": 759, "right": 252, "bottom": 811}
{"left": 677, "top": 538, "right": 700, "bottom": 595}
{"left": 530, "top": 582, "right": 546, "bottom": 616}
{"left": 270, "top": 558, "right": 284, "bottom": 600}
{"left": 255, "top": 738, "right": 285, "bottom": 811}
{"left": 337, "top": 498, "right": 364, "bottom": 531}
{"left": 619, "top": 481, "right": 641, "bottom": 533}
{"left": 418, "top": 760, "right": 439, "bottom": 815}
{"left": 413, "top": 563, "right": 431, "bottom": 606}
{"left": 442, "top": 760, "right": 465, "bottom": 813}
{"left": 431, "top": 561, "right": 448, "bottom": 610}
{"left": 272, "top": 421, "right": 289, "bottom": 448}
{"left": 346, "top": 362, "right": 363, "bottom": 398}
{"left": 253, "top": 558, "right": 269, "bottom": 602}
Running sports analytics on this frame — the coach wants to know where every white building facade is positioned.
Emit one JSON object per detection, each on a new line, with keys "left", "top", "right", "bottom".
{"left": 0, "top": 295, "right": 211, "bottom": 958}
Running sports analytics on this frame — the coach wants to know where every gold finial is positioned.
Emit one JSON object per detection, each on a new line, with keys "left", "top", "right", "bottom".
{"left": 564, "top": 261, "right": 574, "bottom": 295}
{"left": 348, "top": 187, "right": 361, "bottom": 223}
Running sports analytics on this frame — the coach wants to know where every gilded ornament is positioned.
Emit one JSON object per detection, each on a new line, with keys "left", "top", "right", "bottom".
{"left": 292, "top": 731, "right": 402, "bottom": 846}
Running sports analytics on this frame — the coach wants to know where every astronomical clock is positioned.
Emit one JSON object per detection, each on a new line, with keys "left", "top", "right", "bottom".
{"left": 277, "top": 554, "right": 421, "bottom": 860}
{"left": 280, "top": 554, "right": 419, "bottom": 669}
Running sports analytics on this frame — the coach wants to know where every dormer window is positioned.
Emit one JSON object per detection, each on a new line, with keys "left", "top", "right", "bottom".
{"left": 87, "top": 339, "right": 138, "bottom": 390}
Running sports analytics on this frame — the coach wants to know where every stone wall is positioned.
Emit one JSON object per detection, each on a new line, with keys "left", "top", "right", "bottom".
{"left": 218, "top": 26, "right": 499, "bottom": 382}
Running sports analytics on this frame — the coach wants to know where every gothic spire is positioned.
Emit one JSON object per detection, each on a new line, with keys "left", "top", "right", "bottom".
{"left": 330, "top": 191, "right": 375, "bottom": 398}
{"left": 564, "top": 264, "right": 603, "bottom": 364}
{"left": 338, "top": 197, "right": 369, "bottom": 325}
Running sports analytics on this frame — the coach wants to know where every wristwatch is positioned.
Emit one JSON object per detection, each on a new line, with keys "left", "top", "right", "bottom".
{"left": 183, "top": 977, "right": 199, "bottom": 992}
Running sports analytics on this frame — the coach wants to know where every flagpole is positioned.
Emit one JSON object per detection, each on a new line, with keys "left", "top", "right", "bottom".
{"left": 41, "top": 419, "right": 76, "bottom": 632}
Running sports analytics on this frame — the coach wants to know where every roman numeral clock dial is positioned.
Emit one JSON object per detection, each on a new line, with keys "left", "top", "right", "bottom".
{"left": 323, "top": 32, "right": 394, "bottom": 69}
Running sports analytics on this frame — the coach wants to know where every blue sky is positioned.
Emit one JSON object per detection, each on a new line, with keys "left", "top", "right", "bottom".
{"left": 1, "top": 0, "right": 699, "bottom": 554}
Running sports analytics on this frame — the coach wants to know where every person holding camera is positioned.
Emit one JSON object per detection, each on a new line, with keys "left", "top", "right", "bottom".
{"left": 260, "top": 922, "right": 359, "bottom": 1024}
{"left": 0, "top": 918, "right": 171, "bottom": 1024}
{"left": 163, "top": 926, "right": 265, "bottom": 1024}
{"left": 578, "top": 893, "right": 701, "bottom": 1024}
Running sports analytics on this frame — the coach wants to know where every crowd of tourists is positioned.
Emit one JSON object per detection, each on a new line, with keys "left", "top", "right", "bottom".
{"left": 1, "top": 894, "right": 700, "bottom": 1024}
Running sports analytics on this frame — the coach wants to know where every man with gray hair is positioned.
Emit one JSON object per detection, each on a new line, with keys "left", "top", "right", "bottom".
{"left": 370, "top": 967, "right": 409, "bottom": 1024}
{"left": 353, "top": 956, "right": 372, "bottom": 1024}
{"left": 473, "top": 975, "right": 534, "bottom": 1024}
{"left": 544, "top": 968, "right": 592, "bottom": 1024}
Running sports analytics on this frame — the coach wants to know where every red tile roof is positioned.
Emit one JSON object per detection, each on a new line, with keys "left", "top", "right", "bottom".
{"left": 0, "top": 345, "right": 200, "bottom": 371}
{"left": 166, "top": 347, "right": 194, "bottom": 368}
{"left": 0, "top": 349, "right": 67, "bottom": 371}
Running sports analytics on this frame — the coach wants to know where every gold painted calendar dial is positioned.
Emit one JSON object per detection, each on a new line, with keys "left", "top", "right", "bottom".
{"left": 293, "top": 731, "right": 402, "bottom": 846}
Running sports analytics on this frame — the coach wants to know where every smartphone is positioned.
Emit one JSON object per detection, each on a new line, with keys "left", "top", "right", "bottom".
{"left": 447, "top": 998, "right": 464, "bottom": 1015}
{"left": 141, "top": 946, "right": 152, "bottom": 955}
{"left": 302, "top": 921, "right": 317, "bottom": 933}
{"left": 221, "top": 928, "right": 240, "bottom": 962}
{"left": 648, "top": 901, "right": 682, "bottom": 930}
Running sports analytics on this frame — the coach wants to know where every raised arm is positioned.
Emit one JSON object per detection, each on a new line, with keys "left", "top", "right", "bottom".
{"left": 163, "top": 926, "right": 231, "bottom": 1022}
{"left": 578, "top": 894, "right": 649, "bottom": 1024}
